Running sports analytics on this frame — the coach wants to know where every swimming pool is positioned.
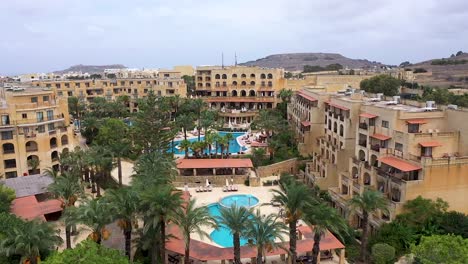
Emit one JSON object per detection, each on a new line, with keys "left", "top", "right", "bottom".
{"left": 208, "top": 194, "right": 259, "bottom": 247}
{"left": 170, "top": 131, "right": 247, "bottom": 155}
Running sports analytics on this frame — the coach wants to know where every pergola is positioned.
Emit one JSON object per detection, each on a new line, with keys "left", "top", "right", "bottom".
{"left": 176, "top": 158, "right": 253, "bottom": 176}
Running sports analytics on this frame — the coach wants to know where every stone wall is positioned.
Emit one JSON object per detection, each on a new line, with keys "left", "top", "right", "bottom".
{"left": 255, "top": 158, "right": 299, "bottom": 178}
{"left": 174, "top": 174, "right": 248, "bottom": 187}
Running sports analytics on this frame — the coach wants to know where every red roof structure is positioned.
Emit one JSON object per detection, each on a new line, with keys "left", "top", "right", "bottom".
{"left": 251, "top": 142, "right": 268, "bottom": 147}
{"left": 325, "top": 101, "right": 350, "bottom": 111}
{"left": 406, "top": 119, "right": 427, "bottom": 124}
{"left": 359, "top": 113, "right": 378, "bottom": 118}
{"left": 176, "top": 159, "right": 253, "bottom": 169}
{"left": 301, "top": 121, "right": 311, "bottom": 127}
{"left": 419, "top": 141, "right": 443, "bottom": 147}
{"left": 298, "top": 91, "right": 318, "bottom": 102}
{"left": 371, "top": 133, "right": 392, "bottom": 141}
{"left": 11, "top": 196, "right": 62, "bottom": 221}
{"left": 379, "top": 156, "right": 422, "bottom": 172}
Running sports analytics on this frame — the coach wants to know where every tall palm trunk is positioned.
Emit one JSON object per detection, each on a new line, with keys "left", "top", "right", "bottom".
{"left": 220, "top": 145, "right": 225, "bottom": 159}
{"left": 311, "top": 232, "right": 321, "bottom": 264}
{"left": 215, "top": 142, "right": 219, "bottom": 158}
{"left": 96, "top": 173, "right": 102, "bottom": 198}
{"left": 117, "top": 156, "right": 123, "bottom": 187}
{"left": 289, "top": 221, "right": 297, "bottom": 264}
{"left": 184, "top": 236, "right": 191, "bottom": 264}
{"left": 256, "top": 246, "right": 263, "bottom": 264}
{"left": 152, "top": 232, "right": 161, "bottom": 264}
{"left": 65, "top": 225, "right": 71, "bottom": 249}
{"left": 84, "top": 168, "right": 90, "bottom": 188}
{"left": 233, "top": 232, "right": 241, "bottom": 264}
{"left": 160, "top": 218, "right": 167, "bottom": 264}
{"left": 30, "top": 254, "right": 38, "bottom": 264}
{"left": 184, "top": 129, "right": 187, "bottom": 141}
{"left": 90, "top": 169, "right": 96, "bottom": 193}
{"left": 360, "top": 210, "right": 369, "bottom": 262}
{"left": 124, "top": 224, "right": 132, "bottom": 260}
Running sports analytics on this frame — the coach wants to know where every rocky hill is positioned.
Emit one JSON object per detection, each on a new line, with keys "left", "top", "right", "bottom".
{"left": 240, "top": 53, "right": 387, "bottom": 71}
{"left": 406, "top": 52, "right": 468, "bottom": 88}
{"left": 53, "top": 64, "right": 126, "bottom": 74}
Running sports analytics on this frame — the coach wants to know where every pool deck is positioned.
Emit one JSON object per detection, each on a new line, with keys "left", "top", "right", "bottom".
{"left": 168, "top": 187, "right": 346, "bottom": 263}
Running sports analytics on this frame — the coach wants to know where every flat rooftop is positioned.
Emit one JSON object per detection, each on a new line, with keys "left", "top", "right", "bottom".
{"left": 1, "top": 174, "right": 54, "bottom": 198}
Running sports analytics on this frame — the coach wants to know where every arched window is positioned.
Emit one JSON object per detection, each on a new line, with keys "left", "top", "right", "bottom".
{"left": 333, "top": 122, "right": 338, "bottom": 133}
{"left": 260, "top": 74, "right": 266, "bottom": 79}
{"left": 370, "top": 155, "right": 378, "bottom": 167}
{"left": 51, "top": 151, "right": 59, "bottom": 162}
{"left": 27, "top": 155, "right": 40, "bottom": 174}
{"left": 62, "top": 148, "right": 69, "bottom": 154}
{"left": 241, "top": 81, "right": 246, "bottom": 86}
{"left": 339, "top": 124, "right": 344, "bottom": 136}
{"left": 2, "top": 143, "right": 14, "bottom": 154}
{"left": 50, "top": 137, "right": 57, "bottom": 148}
{"left": 232, "top": 74, "right": 237, "bottom": 78}
{"left": 232, "top": 90, "right": 238, "bottom": 96}
{"left": 267, "top": 81, "right": 272, "bottom": 87}
{"left": 61, "top": 135, "right": 68, "bottom": 145}
{"left": 267, "top": 73, "right": 273, "bottom": 79}
{"left": 352, "top": 167, "right": 359, "bottom": 179}
{"left": 266, "top": 103, "right": 273, "bottom": 108}
{"left": 358, "top": 150, "right": 366, "bottom": 161}
{"left": 26, "top": 141, "right": 38, "bottom": 152}
{"left": 222, "top": 74, "right": 227, "bottom": 79}
{"left": 250, "top": 81, "right": 255, "bottom": 86}
{"left": 232, "top": 81, "right": 238, "bottom": 86}
{"left": 250, "top": 73, "right": 256, "bottom": 78}
{"left": 240, "top": 90, "right": 247, "bottom": 97}
{"left": 241, "top": 74, "right": 246, "bottom": 78}
{"left": 364, "top": 173, "right": 371, "bottom": 185}
{"left": 249, "top": 90, "right": 256, "bottom": 96}
{"left": 215, "top": 74, "right": 220, "bottom": 79}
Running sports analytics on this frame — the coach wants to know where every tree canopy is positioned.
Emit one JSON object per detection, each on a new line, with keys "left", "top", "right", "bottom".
{"left": 411, "top": 235, "right": 468, "bottom": 264}
{"left": 359, "top": 74, "right": 400, "bottom": 96}
{"left": 0, "top": 185, "right": 15, "bottom": 213}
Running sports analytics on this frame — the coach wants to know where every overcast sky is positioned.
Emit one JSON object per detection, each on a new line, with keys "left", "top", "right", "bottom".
{"left": 1, "top": 0, "right": 467, "bottom": 75}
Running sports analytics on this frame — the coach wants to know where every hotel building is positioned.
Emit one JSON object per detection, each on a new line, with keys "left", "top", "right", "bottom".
{"left": 32, "top": 70, "right": 187, "bottom": 111}
{"left": 0, "top": 87, "right": 75, "bottom": 178}
{"left": 290, "top": 88, "right": 468, "bottom": 230}
{"left": 194, "top": 66, "right": 286, "bottom": 126}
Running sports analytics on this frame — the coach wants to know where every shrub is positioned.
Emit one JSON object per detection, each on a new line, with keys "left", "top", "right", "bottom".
{"left": 413, "top": 68, "right": 427, "bottom": 73}
{"left": 244, "top": 179, "right": 250, "bottom": 186}
{"left": 371, "top": 243, "right": 395, "bottom": 264}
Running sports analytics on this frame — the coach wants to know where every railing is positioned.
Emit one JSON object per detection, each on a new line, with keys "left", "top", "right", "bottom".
{"left": 26, "top": 146, "right": 38, "bottom": 152}
{"left": 370, "top": 144, "right": 380, "bottom": 151}
{"left": 15, "top": 115, "right": 64, "bottom": 125}
{"left": 4, "top": 163, "right": 16, "bottom": 169}
{"left": 359, "top": 123, "right": 368, "bottom": 130}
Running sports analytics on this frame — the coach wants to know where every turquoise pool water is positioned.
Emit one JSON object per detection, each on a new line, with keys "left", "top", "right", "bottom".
{"left": 208, "top": 194, "right": 259, "bottom": 247}
{"left": 171, "top": 131, "right": 247, "bottom": 155}
{"left": 219, "top": 194, "right": 259, "bottom": 208}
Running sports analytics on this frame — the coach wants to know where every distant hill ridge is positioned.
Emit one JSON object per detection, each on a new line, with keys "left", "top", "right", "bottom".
{"left": 53, "top": 64, "right": 126, "bottom": 74}
{"left": 240, "top": 53, "right": 387, "bottom": 71}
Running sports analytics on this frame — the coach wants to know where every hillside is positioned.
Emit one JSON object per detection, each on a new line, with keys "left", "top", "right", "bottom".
{"left": 406, "top": 52, "right": 468, "bottom": 88}
{"left": 240, "top": 53, "right": 386, "bottom": 71}
{"left": 53, "top": 64, "right": 126, "bottom": 74}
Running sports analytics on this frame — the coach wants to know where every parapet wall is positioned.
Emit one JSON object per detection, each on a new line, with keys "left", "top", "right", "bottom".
{"left": 255, "top": 158, "right": 299, "bottom": 178}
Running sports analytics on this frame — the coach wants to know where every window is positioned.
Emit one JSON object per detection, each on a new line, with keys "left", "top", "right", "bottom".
{"left": 36, "top": 112, "right": 44, "bottom": 122}
{"left": 48, "top": 123, "right": 55, "bottom": 131}
{"left": 395, "top": 142, "right": 403, "bottom": 152}
{"left": 47, "top": 110, "right": 54, "bottom": 120}
{"left": 5, "top": 171, "right": 17, "bottom": 178}
{"left": 1, "top": 131, "right": 13, "bottom": 140}
{"left": 31, "top": 97, "right": 38, "bottom": 103}
{"left": 43, "top": 96, "right": 49, "bottom": 102}
{"left": 22, "top": 113, "right": 27, "bottom": 119}
{"left": 369, "top": 118, "right": 375, "bottom": 126}
{"left": 37, "top": 125, "right": 45, "bottom": 133}
{"left": 58, "top": 92, "right": 63, "bottom": 96}
{"left": 1, "top": 115, "right": 10, "bottom": 125}
{"left": 4, "top": 159, "right": 16, "bottom": 169}
{"left": 408, "top": 124, "right": 419, "bottom": 133}
{"left": 381, "top": 120, "right": 389, "bottom": 128}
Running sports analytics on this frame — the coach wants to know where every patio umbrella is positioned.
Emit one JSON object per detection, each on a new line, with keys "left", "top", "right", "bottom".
{"left": 206, "top": 178, "right": 210, "bottom": 187}
{"left": 231, "top": 177, "right": 234, "bottom": 185}
{"left": 226, "top": 178, "right": 229, "bottom": 187}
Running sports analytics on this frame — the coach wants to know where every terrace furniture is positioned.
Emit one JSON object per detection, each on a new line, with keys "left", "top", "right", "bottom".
{"left": 223, "top": 186, "right": 228, "bottom": 192}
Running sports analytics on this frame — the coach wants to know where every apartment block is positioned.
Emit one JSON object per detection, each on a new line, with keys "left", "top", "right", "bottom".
{"left": 0, "top": 87, "right": 75, "bottom": 179}
{"left": 194, "top": 66, "right": 286, "bottom": 126}
{"left": 290, "top": 89, "right": 468, "bottom": 230}
{"left": 32, "top": 71, "right": 187, "bottom": 111}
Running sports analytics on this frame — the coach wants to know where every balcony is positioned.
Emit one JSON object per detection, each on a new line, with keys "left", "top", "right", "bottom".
{"left": 359, "top": 123, "right": 368, "bottom": 130}
{"left": 26, "top": 146, "right": 38, "bottom": 152}
{"left": 370, "top": 144, "right": 381, "bottom": 152}
{"left": 376, "top": 168, "right": 420, "bottom": 183}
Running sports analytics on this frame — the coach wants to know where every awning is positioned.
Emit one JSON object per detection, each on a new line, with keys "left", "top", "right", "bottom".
{"left": 298, "top": 91, "right": 317, "bottom": 102}
{"left": 419, "top": 141, "right": 442, "bottom": 147}
{"left": 359, "top": 113, "right": 378, "bottom": 118}
{"left": 371, "top": 133, "right": 391, "bottom": 141}
{"left": 379, "top": 156, "right": 422, "bottom": 172}
{"left": 406, "top": 119, "right": 427, "bottom": 124}
{"left": 301, "top": 121, "right": 311, "bottom": 127}
{"left": 325, "top": 101, "right": 350, "bottom": 111}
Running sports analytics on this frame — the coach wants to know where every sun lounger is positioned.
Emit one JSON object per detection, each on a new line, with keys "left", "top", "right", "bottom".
{"left": 223, "top": 186, "right": 228, "bottom": 192}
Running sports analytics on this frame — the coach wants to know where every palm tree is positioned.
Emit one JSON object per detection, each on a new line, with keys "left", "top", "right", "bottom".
{"left": 224, "top": 133, "right": 234, "bottom": 156}
{"left": 217, "top": 205, "right": 252, "bottom": 264}
{"left": 348, "top": 189, "right": 389, "bottom": 262}
{"left": 173, "top": 199, "right": 217, "bottom": 264}
{"left": 271, "top": 182, "right": 312, "bottom": 263}
{"left": 246, "top": 210, "right": 288, "bottom": 264}
{"left": 179, "top": 139, "right": 191, "bottom": 159}
{"left": 105, "top": 187, "right": 139, "bottom": 260}
{"left": 204, "top": 130, "right": 216, "bottom": 157}
{"left": 27, "top": 157, "right": 40, "bottom": 174}
{"left": 140, "top": 186, "right": 183, "bottom": 264}
{"left": 302, "top": 203, "right": 348, "bottom": 264}
{"left": 0, "top": 219, "right": 62, "bottom": 264}
{"left": 75, "top": 198, "right": 113, "bottom": 244}
{"left": 191, "top": 99, "right": 205, "bottom": 142}
{"left": 47, "top": 172, "right": 85, "bottom": 249}
{"left": 218, "top": 136, "right": 228, "bottom": 159}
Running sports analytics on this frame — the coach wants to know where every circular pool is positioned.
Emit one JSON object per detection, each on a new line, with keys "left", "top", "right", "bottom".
{"left": 219, "top": 194, "right": 259, "bottom": 208}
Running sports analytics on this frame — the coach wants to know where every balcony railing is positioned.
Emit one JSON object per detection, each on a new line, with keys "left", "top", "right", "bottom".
{"left": 359, "top": 123, "right": 368, "bottom": 130}
{"left": 371, "top": 144, "right": 381, "bottom": 152}
{"left": 26, "top": 146, "right": 38, "bottom": 152}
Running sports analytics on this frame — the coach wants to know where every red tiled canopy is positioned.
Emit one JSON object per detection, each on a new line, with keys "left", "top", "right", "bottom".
{"left": 251, "top": 142, "right": 268, "bottom": 147}
{"left": 419, "top": 141, "right": 443, "bottom": 147}
{"left": 359, "top": 113, "right": 378, "bottom": 118}
{"left": 371, "top": 133, "right": 391, "bottom": 141}
{"left": 176, "top": 158, "right": 253, "bottom": 169}
{"left": 11, "top": 196, "right": 62, "bottom": 221}
{"left": 379, "top": 156, "right": 422, "bottom": 172}
{"left": 406, "top": 119, "right": 427, "bottom": 124}
{"left": 301, "top": 121, "right": 311, "bottom": 127}
{"left": 325, "top": 101, "right": 350, "bottom": 111}
{"left": 298, "top": 91, "right": 318, "bottom": 102}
